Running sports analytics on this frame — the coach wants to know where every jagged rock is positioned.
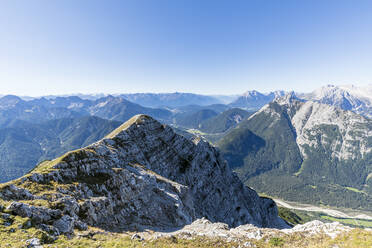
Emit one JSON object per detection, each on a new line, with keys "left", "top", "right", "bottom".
{"left": 302, "top": 84, "right": 372, "bottom": 118}
{"left": 282, "top": 220, "right": 352, "bottom": 238}
{"left": 53, "top": 215, "right": 75, "bottom": 234}
{"left": 131, "top": 233, "right": 143, "bottom": 241}
{"left": 26, "top": 238, "right": 42, "bottom": 248}
{"left": 74, "top": 220, "right": 88, "bottom": 231}
{"left": 143, "top": 218, "right": 352, "bottom": 241}
{"left": 243, "top": 242, "right": 255, "bottom": 247}
{"left": 1, "top": 213, "right": 13, "bottom": 227}
{"left": 21, "top": 219, "right": 32, "bottom": 229}
{"left": 39, "top": 224, "right": 60, "bottom": 236}
{"left": 7, "top": 202, "right": 32, "bottom": 218}
{"left": 1, "top": 185, "right": 35, "bottom": 200}
{"left": 7, "top": 202, "right": 61, "bottom": 224}
{"left": 53, "top": 197, "right": 80, "bottom": 218}
{"left": 1, "top": 213, "right": 11, "bottom": 220}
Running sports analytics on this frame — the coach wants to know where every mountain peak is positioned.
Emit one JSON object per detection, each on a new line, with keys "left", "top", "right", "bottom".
{"left": 105, "top": 114, "right": 155, "bottom": 139}
{"left": 302, "top": 84, "right": 372, "bottom": 117}
{"left": 0, "top": 94, "right": 22, "bottom": 103}
{"left": 0, "top": 95, "right": 24, "bottom": 109}
{"left": 274, "top": 91, "right": 299, "bottom": 105}
{"left": 242, "top": 90, "right": 262, "bottom": 97}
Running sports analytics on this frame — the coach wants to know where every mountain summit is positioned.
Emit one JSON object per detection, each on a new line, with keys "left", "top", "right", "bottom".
{"left": 0, "top": 114, "right": 287, "bottom": 238}
{"left": 229, "top": 90, "right": 285, "bottom": 110}
{"left": 302, "top": 84, "right": 372, "bottom": 118}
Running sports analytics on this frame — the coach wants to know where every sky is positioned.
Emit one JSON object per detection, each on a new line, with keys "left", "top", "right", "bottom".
{"left": 0, "top": 0, "right": 372, "bottom": 96}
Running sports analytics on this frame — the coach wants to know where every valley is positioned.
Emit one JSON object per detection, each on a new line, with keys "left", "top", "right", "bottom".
{"left": 275, "top": 198, "right": 372, "bottom": 220}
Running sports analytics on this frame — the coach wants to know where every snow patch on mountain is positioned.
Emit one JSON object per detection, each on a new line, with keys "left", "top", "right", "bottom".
{"left": 302, "top": 84, "right": 372, "bottom": 118}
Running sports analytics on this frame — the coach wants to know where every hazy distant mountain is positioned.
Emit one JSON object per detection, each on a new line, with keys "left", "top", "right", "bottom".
{"left": 229, "top": 90, "right": 285, "bottom": 110}
{"left": 88, "top": 95, "right": 172, "bottom": 123}
{"left": 0, "top": 95, "right": 83, "bottom": 128}
{"left": 211, "top": 94, "right": 240, "bottom": 104}
{"left": 301, "top": 84, "right": 372, "bottom": 118}
{"left": 120, "top": 92, "right": 223, "bottom": 108}
{"left": 218, "top": 93, "right": 372, "bottom": 210}
{"left": 43, "top": 93, "right": 108, "bottom": 100}
{"left": 199, "top": 108, "right": 253, "bottom": 133}
{"left": 0, "top": 116, "right": 121, "bottom": 183}
{"left": 174, "top": 109, "right": 219, "bottom": 129}
{"left": 0, "top": 95, "right": 173, "bottom": 127}
{"left": 173, "top": 104, "right": 230, "bottom": 114}
{"left": 29, "top": 96, "right": 91, "bottom": 114}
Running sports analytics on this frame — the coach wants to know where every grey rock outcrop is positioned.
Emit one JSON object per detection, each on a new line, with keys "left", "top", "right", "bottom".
{"left": 7, "top": 202, "right": 62, "bottom": 224}
{"left": 0, "top": 114, "right": 288, "bottom": 236}
{"left": 26, "top": 238, "right": 43, "bottom": 248}
{"left": 144, "top": 218, "right": 352, "bottom": 241}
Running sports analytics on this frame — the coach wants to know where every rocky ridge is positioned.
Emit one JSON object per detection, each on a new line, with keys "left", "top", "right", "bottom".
{"left": 301, "top": 84, "right": 372, "bottom": 118}
{"left": 274, "top": 92, "right": 372, "bottom": 160}
{"left": 229, "top": 90, "right": 286, "bottom": 110}
{"left": 0, "top": 114, "right": 287, "bottom": 242}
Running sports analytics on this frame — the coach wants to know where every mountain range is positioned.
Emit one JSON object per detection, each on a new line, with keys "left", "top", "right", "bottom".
{"left": 0, "top": 85, "right": 372, "bottom": 246}
{"left": 218, "top": 93, "right": 372, "bottom": 210}
{"left": 0, "top": 94, "right": 237, "bottom": 182}
{"left": 0, "top": 95, "right": 174, "bottom": 126}
{"left": 300, "top": 84, "right": 372, "bottom": 118}
{"left": 0, "top": 84, "right": 371, "bottom": 210}
{"left": 229, "top": 90, "right": 286, "bottom": 110}
{"left": 120, "top": 92, "right": 225, "bottom": 108}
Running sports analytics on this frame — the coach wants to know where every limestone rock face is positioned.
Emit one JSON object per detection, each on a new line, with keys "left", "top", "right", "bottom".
{"left": 144, "top": 218, "right": 352, "bottom": 241}
{"left": 0, "top": 114, "right": 287, "bottom": 235}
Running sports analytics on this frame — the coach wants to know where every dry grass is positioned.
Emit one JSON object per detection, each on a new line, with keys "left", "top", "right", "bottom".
{"left": 0, "top": 224, "right": 371, "bottom": 248}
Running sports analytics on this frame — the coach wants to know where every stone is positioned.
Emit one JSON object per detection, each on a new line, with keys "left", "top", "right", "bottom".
{"left": 282, "top": 220, "right": 352, "bottom": 238}
{"left": 0, "top": 213, "right": 11, "bottom": 220}
{"left": 6, "top": 202, "right": 61, "bottom": 224}
{"left": 21, "top": 219, "right": 32, "bottom": 229}
{"left": 131, "top": 233, "right": 143, "bottom": 241}
{"left": 53, "top": 215, "right": 75, "bottom": 234}
{"left": 243, "top": 242, "right": 255, "bottom": 247}
{"left": 1, "top": 185, "right": 35, "bottom": 200}
{"left": 26, "top": 237, "right": 43, "bottom": 248}
{"left": 74, "top": 220, "right": 88, "bottom": 231}
{"left": 7, "top": 202, "right": 32, "bottom": 218}
{"left": 39, "top": 224, "right": 60, "bottom": 236}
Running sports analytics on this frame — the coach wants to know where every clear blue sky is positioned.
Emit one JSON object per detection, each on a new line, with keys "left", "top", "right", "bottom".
{"left": 1, "top": 0, "right": 372, "bottom": 96}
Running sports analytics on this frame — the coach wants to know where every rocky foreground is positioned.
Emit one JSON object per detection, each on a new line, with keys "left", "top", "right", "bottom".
{"left": 143, "top": 218, "right": 352, "bottom": 241}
